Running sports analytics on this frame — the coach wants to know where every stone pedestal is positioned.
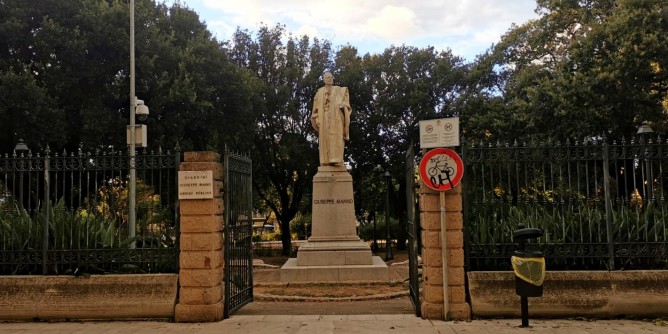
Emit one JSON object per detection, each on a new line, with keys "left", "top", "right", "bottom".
{"left": 281, "top": 166, "right": 388, "bottom": 282}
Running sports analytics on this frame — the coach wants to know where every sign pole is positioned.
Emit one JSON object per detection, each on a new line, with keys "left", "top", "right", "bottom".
{"left": 440, "top": 191, "right": 449, "bottom": 320}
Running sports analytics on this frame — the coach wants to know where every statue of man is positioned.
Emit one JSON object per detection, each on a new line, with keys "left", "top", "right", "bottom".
{"left": 311, "top": 72, "right": 352, "bottom": 166}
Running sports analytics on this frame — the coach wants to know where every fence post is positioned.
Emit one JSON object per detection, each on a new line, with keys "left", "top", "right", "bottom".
{"left": 42, "top": 146, "right": 51, "bottom": 275}
{"left": 602, "top": 141, "right": 615, "bottom": 270}
{"left": 460, "top": 142, "right": 471, "bottom": 272}
{"left": 174, "top": 142, "right": 182, "bottom": 272}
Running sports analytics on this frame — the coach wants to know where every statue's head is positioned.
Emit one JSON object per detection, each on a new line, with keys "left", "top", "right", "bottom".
{"left": 323, "top": 72, "right": 334, "bottom": 85}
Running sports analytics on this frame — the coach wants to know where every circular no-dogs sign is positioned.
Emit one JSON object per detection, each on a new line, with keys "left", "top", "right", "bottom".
{"left": 419, "top": 148, "right": 464, "bottom": 191}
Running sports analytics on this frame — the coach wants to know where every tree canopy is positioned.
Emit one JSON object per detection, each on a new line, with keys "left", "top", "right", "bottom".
{"left": 1, "top": 0, "right": 667, "bottom": 254}
{"left": 462, "top": 0, "right": 668, "bottom": 142}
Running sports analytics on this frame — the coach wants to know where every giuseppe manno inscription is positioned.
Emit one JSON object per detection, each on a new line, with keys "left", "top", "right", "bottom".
{"left": 313, "top": 199, "right": 354, "bottom": 204}
{"left": 178, "top": 170, "right": 214, "bottom": 199}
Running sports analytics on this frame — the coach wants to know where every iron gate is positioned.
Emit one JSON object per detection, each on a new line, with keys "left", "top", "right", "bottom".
{"left": 223, "top": 150, "right": 253, "bottom": 318}
{"left": 406, "top": 146, "right": 422, "bottom": 316}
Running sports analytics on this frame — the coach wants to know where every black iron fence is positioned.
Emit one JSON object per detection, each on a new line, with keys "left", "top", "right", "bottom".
{"left": 0, "top": 145, "right": 180, "bottom": 275}
{"left": 463, "top": 137, "right": 668, "bottom": 271}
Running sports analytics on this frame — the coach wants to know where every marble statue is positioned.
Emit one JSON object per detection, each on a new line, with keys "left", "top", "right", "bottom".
{"left": 311, "top": 72, "right": 352, "bottom": 166}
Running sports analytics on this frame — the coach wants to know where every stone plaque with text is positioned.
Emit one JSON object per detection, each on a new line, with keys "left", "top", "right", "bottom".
{"left": 178, "top": 170, "right": 214, "bottom": 199}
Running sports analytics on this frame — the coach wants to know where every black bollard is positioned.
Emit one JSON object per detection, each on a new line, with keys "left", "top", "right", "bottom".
{"left": 513, "top": 223, "right": 544, "bottom": 328}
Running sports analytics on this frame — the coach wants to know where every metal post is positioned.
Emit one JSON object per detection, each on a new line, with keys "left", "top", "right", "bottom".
{"left": 516, "top": 223, "right": 530, "bottom": 327}
{"left": 520, "top": 296, "right": 529, "bottom": 327}
{"left": 42, "top": 147, "right": 50, "bottom": 274}
{"left": 645, "top": 142, "right": 653, "bottom": 204}
{"left": 372, "top": 206, "right": 378, "bottom": 252}
{"left": 174, "top": 142, "right": 181, "bottom": 271}
{"left": 372, "top": 165, "right": 381, "bottom": 252}
{"left": 440, "top": 191, "right": 450, "bottom": 320}
{"left": 602, "top": 142, "right": 614, "bottom": 270}
{"left": 385, "top": 170, "right": 393, "bottom": 261}
{"left": 128, "top": 0, "right": 137, "bottom": 248}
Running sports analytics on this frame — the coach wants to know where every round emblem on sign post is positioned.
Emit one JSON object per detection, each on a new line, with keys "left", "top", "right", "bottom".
{"left": 419, "top": 148, "right": 464, "bottom": 191}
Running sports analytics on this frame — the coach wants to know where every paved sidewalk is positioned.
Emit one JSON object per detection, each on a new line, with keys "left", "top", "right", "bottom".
{"left": 1, "top": 316, "right": 667, "bottom": 333}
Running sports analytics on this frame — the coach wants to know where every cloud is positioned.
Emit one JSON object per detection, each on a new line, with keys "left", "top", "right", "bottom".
{"left": 365, "top": 5, "right": 421, "bottom": 42}
{"left": 169, "top": 0, "right": 539, "bottom": 60}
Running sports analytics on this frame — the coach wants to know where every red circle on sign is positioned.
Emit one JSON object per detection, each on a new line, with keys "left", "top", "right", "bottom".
{"left": 419, "top": 148, "right": 464, "bottom": 191}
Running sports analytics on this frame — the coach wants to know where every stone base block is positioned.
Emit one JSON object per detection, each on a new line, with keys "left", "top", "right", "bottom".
{"left": 297, "top": 239, "right": 374, "bottom": 266}
{"left": 421, "top": 302, "right": 444, "bottom": 320}
{"left": 449, "top": 303, "right": 472, "bottom": 320}
{"left": 468, "top": 271, "right": 668, "bottom": 318}
{"left": 0, "top": 274, "right": 177, "bottom": 321}
{"left": 175, "top": 302, "right": 224, "bottom": 322}
{"left": 280, "top": 256, "right": 389, "bottom": 282}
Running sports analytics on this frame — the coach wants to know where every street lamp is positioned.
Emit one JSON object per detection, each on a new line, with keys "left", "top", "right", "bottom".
{"left": 13, "top": 139, "right": 29, "bottom": 155}
{"left": 637, "top": 122, "right": 654, "bottom": 136}
{"left": 372, "top": 202, "right": 378, "bottom": 252}
{"left": 637, "top": 122, "right": 655, "bottom": 204}
{"left": 128, "top": 0, "right": 137, "bottom": 248}
{"left": 384, "top": 170, "right": 393, "bottom": 261}
{"left": 127, "top": 0, "right": 151, "bottom": 249}
{"left": 13, "top": 139, "right": 29, "bottom": 206}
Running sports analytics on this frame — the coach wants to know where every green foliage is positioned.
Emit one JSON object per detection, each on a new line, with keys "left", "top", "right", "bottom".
{"left": 289, "top": 214, "right": 311, "bottom": 240}
{"left": 464, "top": 0, "right": 668, "bottom": 142}
{"left": 0, "top": 0, "right": 252, "bottom": 152}
{"left": 259, "top": 231, "right": 282, "bottom": 242}
{"left": 50, "top": 198, "right": 134, "bottom": 250}
{"left": 0, "top": 198, "right": 137, "bottom": 274}
{"left": 81, "top": 176, "right": 174, "bottom": 246}
{"left": 0, "top": 198, "right": 135, "bottom": 251}
{"left": 0, "top": 185, "right": 176, "bottom": 275}
{"left": 0, "top": 200, "right": 39, "bottom": 252}
{"left": 470, "top": 202, "right": 668, "bottom": 248}
{"left": 358, "top": 216, "right": 401, "bottom": 242}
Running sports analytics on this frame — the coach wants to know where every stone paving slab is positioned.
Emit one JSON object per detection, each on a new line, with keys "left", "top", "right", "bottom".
{"left": 1, "top": 316, "right": 667, "bottom": 334}
{"left": 236, "top": 300, "right": 413, "bottom": 315}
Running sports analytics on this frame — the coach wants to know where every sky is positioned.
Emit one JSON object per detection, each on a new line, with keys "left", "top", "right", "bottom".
{"left": 164, "top": 0, "right": 540, "bottom": 62}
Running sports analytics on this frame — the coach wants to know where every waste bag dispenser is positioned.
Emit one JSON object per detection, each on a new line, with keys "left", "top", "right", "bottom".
{"left": 512, "top": 223, "right": 545, "bottom": 328}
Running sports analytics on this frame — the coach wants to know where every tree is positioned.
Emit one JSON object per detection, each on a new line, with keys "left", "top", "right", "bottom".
{"left": 0, "top": 0, "right": 257, "bottom": 153}
{"left": 464, "top": 0, "right": 668, "bottom": 142}
{"left": 346, "top": 46, "right": 466, "bottom": 248}
{"left": 0, "top": 0, "right": 129, "bottom": 151}
{"left": 226, "top": 25, "right": 327, "bottom": 255}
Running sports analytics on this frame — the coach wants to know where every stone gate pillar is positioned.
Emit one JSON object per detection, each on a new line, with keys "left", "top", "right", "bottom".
{"left": 419, "top": 182, "right": 471, "bottom": 320}
{"left": 175, "top": 152, "right": 225, "bottom": 322}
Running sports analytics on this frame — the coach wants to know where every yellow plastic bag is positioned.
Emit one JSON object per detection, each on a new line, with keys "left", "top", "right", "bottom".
{"left": 511, "top": 256, "right": 546, "bottom": 286}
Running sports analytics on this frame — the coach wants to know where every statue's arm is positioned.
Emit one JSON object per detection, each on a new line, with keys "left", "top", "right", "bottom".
{"left": 341, "top": 87, "right": 351, "bottom": 141}
{"left": 311, "top": 90, "right": 320, "bottom": 132}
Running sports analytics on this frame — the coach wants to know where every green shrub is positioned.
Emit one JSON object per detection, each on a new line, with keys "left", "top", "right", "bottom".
{"left": 290, "top": 214, "right": 311, "bottom": 240}
{"left": 359, "top": 217, "right": 401, "bottom": 242}
{"left": 261, "top": 231, "right": 282, "bottom": 241}
{"left": 470, "top": 202, "right": 668, "bottom": 246}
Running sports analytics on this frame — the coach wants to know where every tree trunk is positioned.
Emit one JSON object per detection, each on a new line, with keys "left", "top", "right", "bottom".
{"left": 280, "top": 219, "right": 292, "bottom": 256}
{"left": 396, "top": 215, "right": 408, "bottom": 251}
